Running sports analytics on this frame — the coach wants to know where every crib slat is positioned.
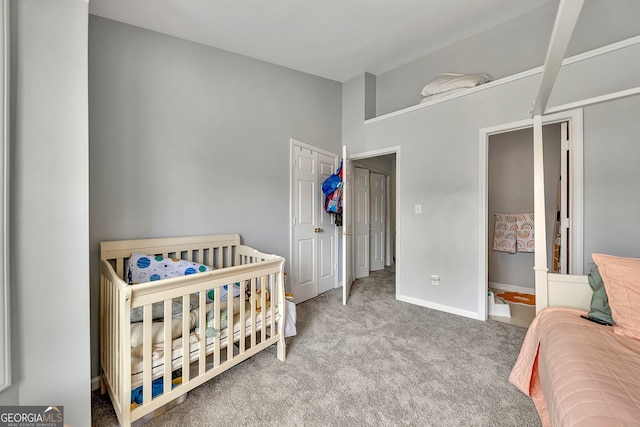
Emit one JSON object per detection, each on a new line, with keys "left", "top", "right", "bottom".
{"left": 181, "top": 294, "right": 190, "bottom": 386}
{"left": 114, "top": 284, "right": 119, "bottom": 401}
{"left": 198, "top": 291, "right": 206, "bottom": 375}
{"left": 213, "top": 291, "right": 221, "bottom": 367}
{"left": 264, "top": 274, "right": 271, "bottom": 336}
{"left": 142, "top": 304, "right": 152, "bottom": 404}
{"left": 163, "top": 299, "right": 172, "bottom": 400}
{"left": 205, "top": 248, "right": 213, "bottom": 269}
{"left": 216, "top": 247, "right": 222, "bottom": 269}
{"left": 113, "top": 282, "right": 120, "bottom": 402}
{"left": 226, "top": 296, "right": 233, "bottom": 361}
{"left": 238, "top": 280, "right": 246, "bottom": 354}
{"left": 260, "top": 276, "right": 267, "bottom": 342}
{"left": 269, "top": 273, "right": 276, "bottom": 332}
{"left": 250, "top": 278, "right": 257, "bottom": 348}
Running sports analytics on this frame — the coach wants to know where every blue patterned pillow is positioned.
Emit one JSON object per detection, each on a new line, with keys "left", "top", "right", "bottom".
{"left": 129, "top": 252, "right": 211, "bottom": 284}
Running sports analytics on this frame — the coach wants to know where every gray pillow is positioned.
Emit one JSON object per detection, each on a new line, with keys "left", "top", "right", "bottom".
{"left": 587, "top": 266, "right": 615, "bottom": 325}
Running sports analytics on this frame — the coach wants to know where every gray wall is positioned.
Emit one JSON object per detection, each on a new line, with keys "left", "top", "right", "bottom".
{"left": 488, "top": 125, "right": 560, "bottom": 290}
{"left": 88, "top": 16, "right": 342, "bottom": 377}
{"left": 348, "top": 38, "right": 640, "bottom": 317}
{"left": 0, "top": 1, "right": 91, "bottom": 426}
{"left": 376, "top": 0, "right": 640, "bottom": 116}
{"left": 342, "top": 73, "right": 367, "bottom": 148}
{"left": 583, "top": 95, "right": 640, "bottom": 270}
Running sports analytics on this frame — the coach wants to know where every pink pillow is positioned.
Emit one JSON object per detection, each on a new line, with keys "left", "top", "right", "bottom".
{"left": 592, "top": 253, "right": 640, "bottom": 340}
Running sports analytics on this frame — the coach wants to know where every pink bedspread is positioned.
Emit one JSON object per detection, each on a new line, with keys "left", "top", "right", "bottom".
{"left": 510, "top": 307, "right": 640, "bottom": 426}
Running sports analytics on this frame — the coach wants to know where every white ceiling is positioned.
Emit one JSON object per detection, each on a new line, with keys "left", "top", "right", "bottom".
{"left": 89, "top": 0, "right": 556, "bottom": 82}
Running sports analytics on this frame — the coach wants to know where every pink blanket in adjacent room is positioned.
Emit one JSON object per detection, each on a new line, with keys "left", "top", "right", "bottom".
{"left": 509, "top": 307, "right": 640, "bottom": 426}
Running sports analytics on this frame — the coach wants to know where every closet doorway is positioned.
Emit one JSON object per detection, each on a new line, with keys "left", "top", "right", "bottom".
{"left": 488, "top": 124, "right": 560, "bottom": 293}
{"left": 479, "top": 110, "right": 584, "bottom": 321}
{"left": 290, "top": 139, "right": 339, "bottom": 303}
{"left": 350, "top": 151, "right": 397, "bottom": 281}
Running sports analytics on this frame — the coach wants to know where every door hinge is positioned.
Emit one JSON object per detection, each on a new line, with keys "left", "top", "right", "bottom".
{"left": 562, "top": 138, "right": 571, "bottom": 151}
{"left": 292, "top": 217, "right": 297, "bottom": 225}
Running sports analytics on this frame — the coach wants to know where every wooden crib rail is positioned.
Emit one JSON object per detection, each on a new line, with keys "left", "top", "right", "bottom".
{"left": 101, "top": 233, "right": 241, "bottom": 259}
{"left": 101, "top": 234, "right": 242, "bottom": 277}
{"left": 127, "top": 258, "right": 284, "bottom": 308}
{"left": 235, "top": 244, "right": 280, "bottom": 262}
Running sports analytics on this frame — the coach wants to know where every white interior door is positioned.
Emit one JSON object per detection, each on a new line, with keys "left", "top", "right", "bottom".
{"left": 354, "top": 167, "right": 370, "bottom": 278}
{"left": 292, "top": 142, "right": 337, "bottom": 303}
{"left": 370, "top": 172, "right": 385, "bottom": 271}
{"left": 342, "top": 145, "right": 354, "bottom": 305}
{"left": 317, "top": 153, "right": 337, "bottom": 294}
{"left": 293, "top": 147, "right": 317, "bottom": 303}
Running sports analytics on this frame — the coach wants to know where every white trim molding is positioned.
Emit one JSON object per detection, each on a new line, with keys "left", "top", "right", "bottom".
{"left": 0, "top": 0, "right": 10, "bottom": 393}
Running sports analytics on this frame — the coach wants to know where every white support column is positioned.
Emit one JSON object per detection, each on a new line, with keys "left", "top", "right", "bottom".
{"left": 533, "top": 115, "right": 549, "bottom": 314}
{"left": 531, "top": 0, "right": 585, "bottom": 116}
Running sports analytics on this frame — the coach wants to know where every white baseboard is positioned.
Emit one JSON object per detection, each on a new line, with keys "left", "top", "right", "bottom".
{"left": 397, "top": 294, "right": 483, "bottom": 321}
{"left": 488, "top": 282, "right": 534, "bottom": 295}
{"left": 91, "top": 376, "right": 101, "bottom": 391}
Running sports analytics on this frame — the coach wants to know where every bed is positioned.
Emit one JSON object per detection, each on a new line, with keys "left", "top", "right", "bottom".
{"left": 100, "top": 234, "right": 286, "bottom": 426}
{"left": 510, "top": 253, "right": 640, "bottom": 426}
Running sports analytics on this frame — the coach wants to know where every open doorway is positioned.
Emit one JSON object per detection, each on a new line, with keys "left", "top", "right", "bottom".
{"left": 347, "top": 147, "right": 399, "bottom": 301}
{"left": 479, "top": 110, "right": 584, "bottom": 322}
{"left": 486, "top": 123, "right": 562, "bottom": 327}
{"left": 352, "top": 158, "right": 394, "bottom": 278}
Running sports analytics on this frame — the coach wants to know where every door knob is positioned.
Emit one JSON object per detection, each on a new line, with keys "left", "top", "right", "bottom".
{"left": 314, "top": 228, "right": 324, "bottom": 233}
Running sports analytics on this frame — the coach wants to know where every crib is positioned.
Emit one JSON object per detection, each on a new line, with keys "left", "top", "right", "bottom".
{"left": 99, "top": 234, "right": 286, "bottom": 426}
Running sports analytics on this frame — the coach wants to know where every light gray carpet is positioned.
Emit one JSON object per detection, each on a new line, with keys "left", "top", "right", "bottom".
{"left": 92, "top": 267, "right": 540, "bottom": 426}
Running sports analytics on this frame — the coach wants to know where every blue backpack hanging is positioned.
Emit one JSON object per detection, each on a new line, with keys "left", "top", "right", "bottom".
{"left": 322, "top": 161, "right": 343, "bottom": 196}
{"left": 323, "top": 161, "right": 343, "bottom": 213}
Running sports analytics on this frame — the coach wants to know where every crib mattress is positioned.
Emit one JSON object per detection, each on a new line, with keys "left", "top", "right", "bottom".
{"left": 130, "top": 302, "right": 273, "bottom": 388}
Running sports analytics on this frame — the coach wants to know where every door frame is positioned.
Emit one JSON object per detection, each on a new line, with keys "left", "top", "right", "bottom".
{"left": 0, "top": 0, "right": 9, "bottom": 392}
{"left": 478, "top": 109, "right": 584, "bottom": 320}
{"left": 350, "top": 146, "right": 401, "bottom": 300}
{"left": 289, "top": 138, "right": 339, "bottom": 300}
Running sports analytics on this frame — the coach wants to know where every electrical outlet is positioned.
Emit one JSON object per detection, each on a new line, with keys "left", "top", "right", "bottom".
{"left": 431, "top": 274, "right": 440, "bottom": 285}
{"left": 415, "top": 204, "right": 422, "bottom": 214}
